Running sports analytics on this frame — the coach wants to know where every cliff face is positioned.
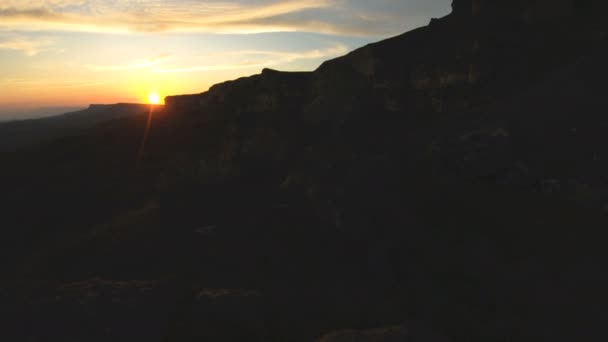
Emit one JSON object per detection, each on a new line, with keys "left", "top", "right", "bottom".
{"left": 451, "top": 0, "right": 607, "bottom": 22}
{"left": 166, "top": 0, "right": 607, "bottom": 120}
{"left": 165, "top": 68, "right": 312, "bottom": 118}
{"left": 156, "top": 4, "right": 608, "bottom": 340}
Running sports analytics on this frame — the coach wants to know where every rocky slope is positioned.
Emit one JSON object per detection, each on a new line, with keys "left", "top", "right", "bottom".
{"left": 2, "top": 0, "right": 608, "bottom": 341}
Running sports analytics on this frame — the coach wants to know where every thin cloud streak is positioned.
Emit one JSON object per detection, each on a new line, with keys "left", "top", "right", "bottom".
{"left": 0, "top": 36, "right": 53, "bottom": 55}
{"left": 84, "top": 54, "right": 171, "bottom": 72}
{"left": 0, "top": 78, "right": 107, "bottom": 89}
{"left": 0, "top": 0, "right": 441, "bottom": 37}
{"left": 0, "top": 0, "right": 356, "bottom": 35}
{"left": 153, "top": 44, "right": 348, "bottom": 73}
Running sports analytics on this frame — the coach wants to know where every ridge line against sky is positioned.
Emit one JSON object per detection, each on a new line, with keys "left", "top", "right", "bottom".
{"left": 0, "top": 0, "right": 451, "bottom": 119}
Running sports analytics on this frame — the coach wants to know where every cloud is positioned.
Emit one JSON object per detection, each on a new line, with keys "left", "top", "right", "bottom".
{"left": 0, "top": 0, "right": 452, "bottom": 37}
{"left": 0, "top": 78, "right": 107, "bottom": 89}
{"left": 1, "top": 1, "right": 86, "bottom": 7}
{"left": 73, "top": 44, "right": 348, "bottom": 74}
{"left": 0, "top": 0, "right": 342, "bottom": 34}
{"left": 0, "top": 36, "right": 53, "bottom": 55}
{"left": 153, "top": 43, "right": 349, "bottom": 73}
{"left": 84, "top": 53, "right": 171, "bottom": 71}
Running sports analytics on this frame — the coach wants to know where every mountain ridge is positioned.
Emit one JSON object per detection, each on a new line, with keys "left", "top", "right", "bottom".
{"left": 0, "top": 103, "right": 162, "bottom": 151}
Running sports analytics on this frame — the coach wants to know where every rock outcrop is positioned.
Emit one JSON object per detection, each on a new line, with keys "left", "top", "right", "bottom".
{"left": 166, "top": 0, "right": 608, "bottom": 122}
{"left": 165, "top": 68, "right": 312, "bottom": 119}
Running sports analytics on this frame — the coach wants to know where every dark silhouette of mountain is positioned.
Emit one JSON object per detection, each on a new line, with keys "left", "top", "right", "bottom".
{"left": 0, "top": 103, "right": 162, "bottom": 151}
{"left": 0, "top": 106, "right": 85, "bottom": 122}
{"left": 2, "top": 1, "right": 608, "bottom": 341}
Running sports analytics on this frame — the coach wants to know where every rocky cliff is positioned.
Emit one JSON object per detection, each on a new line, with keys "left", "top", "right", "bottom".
{"left": 166, "top": 0, "right": 607, "bottom": 120}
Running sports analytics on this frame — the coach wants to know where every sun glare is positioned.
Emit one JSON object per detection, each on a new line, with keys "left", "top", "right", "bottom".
{"left": 148, "top": 92, "right": 161, "bottom": 105}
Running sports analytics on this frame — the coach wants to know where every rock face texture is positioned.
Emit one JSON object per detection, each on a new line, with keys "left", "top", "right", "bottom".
{"left": 3, "top": 0, "right": 608, "bottom": 341}
{"left": 452, "top": 0, "right": 607, "bottom": 21}
{"left": 3, "top": 278, "right": 179, "bottom": 342}
{"left": 165, "top": 68, "right": 312, "bottom": 119}
{"left": 165, "top": 0, "right": 607, "bottom": 122}
{"left": 317, "top": 324, "right": 452, "bottom": 342}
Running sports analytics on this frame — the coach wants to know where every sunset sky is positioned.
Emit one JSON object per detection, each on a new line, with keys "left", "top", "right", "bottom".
{"left": 0, "top": 0, "right": 450, "bottom": 119}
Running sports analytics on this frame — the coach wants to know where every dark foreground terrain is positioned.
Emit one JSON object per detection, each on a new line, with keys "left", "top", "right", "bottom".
{"left": 2, "top": 1, "right": 608, "bottom": 341}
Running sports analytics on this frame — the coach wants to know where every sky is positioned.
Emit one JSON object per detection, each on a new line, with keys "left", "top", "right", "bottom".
{"left": 0, "top": 0, "right": 451, "bottom": 119}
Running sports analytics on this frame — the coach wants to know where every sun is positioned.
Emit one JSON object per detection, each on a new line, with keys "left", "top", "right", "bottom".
{"left": 148, "top": 92, "right": 161, "bottom": 105}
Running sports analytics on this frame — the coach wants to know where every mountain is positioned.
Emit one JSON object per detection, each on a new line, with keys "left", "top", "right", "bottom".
{"left": 0, "top": 106, "right": 86, "bottom": 122}
{"left": 0, "top": 103, "right": 162, "bottom": 151}
{"left": 2, "top": 1, "right": 608, "bottom": 341}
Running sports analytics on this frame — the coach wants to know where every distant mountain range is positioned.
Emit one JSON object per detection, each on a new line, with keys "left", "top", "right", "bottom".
{"left": 0, "top": 103, "right": 162, "bottom": 151}
{"left": 0, "top": 106, "right": 86, "bottom": 122}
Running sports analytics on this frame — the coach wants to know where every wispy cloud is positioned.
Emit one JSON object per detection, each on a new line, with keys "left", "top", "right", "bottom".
{"left": 0, "top": 0, "right": 346, "bottom": 34}
{"left": 0, "top": 36, "right": 53, "bottom": 55}
{"left": 0, "top": 78, "right": 107, "bottom": 89}
{"left": 84, "top": 53, "right": 171, "bottom": 71}
{"left": 153, "top": 43, "right": 348, "bottom": 73}
{"left": 73, "top": 44, "right": 348, "bottom": 74}
{"left": 0, "top": 0, "right": 447, "bottom": 37}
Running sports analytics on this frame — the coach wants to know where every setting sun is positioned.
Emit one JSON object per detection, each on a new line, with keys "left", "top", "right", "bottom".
{"left": 148, "top": 93, "right": 161, "bottom": 105}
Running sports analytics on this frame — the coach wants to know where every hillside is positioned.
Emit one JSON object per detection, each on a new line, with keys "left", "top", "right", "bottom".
{"left": 2, "top": 1, "right": 608, "bottom": 341}
{"left": 0, "top": 103, "right": 162, "bottom": 151}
